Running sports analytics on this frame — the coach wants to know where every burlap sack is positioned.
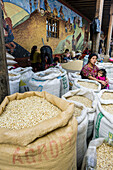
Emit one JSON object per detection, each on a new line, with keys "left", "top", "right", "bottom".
{"left": 0, "top": 91, "right": 77, "bottom": 170}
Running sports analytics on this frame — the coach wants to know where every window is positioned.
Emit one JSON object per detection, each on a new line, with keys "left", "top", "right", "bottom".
{"left": 46, "top": 18, "right": 59, "bottom": 38}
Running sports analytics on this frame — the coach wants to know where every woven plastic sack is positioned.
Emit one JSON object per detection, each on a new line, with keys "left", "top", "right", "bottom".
{"left": 97, "top": 89, "right": 113, "bottom": 103}
{"left": 6, "top": 52, "right": 15, "bottom": 60}
{"left": 8, "top": 71, "right": 21, "bottom": 95}
{"left": 93, "top": 100, "right": 113, "bottom": 139}
{"left": 81, "top": 137, "right": 113, "bottom": 170}
{"left": 0, "top": 91, "right": 77, "bottom": 170}
{"left": 108, "top": 79, "right": 113, "bottom": 90}
{"left": 62, "top": 89, "right": 97, "bottom": 140}
{"left": 62, "top": 91, "right": 88, "bottom": 168}
{"left": 58, "top": 67, "right": 69, "bottom": 97}
{"left": 72, "top": 79, "right": 101, "bottom": 93}
{"left": 28, "top": 68, "right": 61, "bottom": 97}
{"left": 81, "top": 138, "right": 104, "bottom": 170}
{"left": 68, "top": 72, "right": 81, "bottom": 90}
{"left": 12, "top": 67, "right": 33, "bottom": 93}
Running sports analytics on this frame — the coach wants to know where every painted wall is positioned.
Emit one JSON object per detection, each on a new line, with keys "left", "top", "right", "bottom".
{"left": 2, "top": 0, "right": 90, "bottom": 57}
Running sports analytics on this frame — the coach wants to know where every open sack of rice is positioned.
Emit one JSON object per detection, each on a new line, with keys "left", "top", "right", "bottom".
{"left": 0, "top": 91, "right": 77, "bottom": 170}
{"left": 81, "top": 138, "right": 113, "bottom": 170}
{"left": 8, "top": 71, "right": 21, "bottom": 95}
{"left": 68, "top": 72, "right": 81, "bottom": 90}
{"left": 62, "top": 89, "right": 97, "bottom": 140}
{"left": 29, "top": 68, "right": 69, "bottom": 98}
{"left": 93, "top": 99, "right": 113, "bottom": 139}
{"left": 61, "top": 60, "right": 83, "bottom": 73}
{"left": 97, "top": 89, "right": 113, "bottom": 103}
{"left": 11, "top": 67, "right": 33, "bottom": 93}
{"left": 72, "top": 79, "right": 101, "bottom": 93}
{"left": 62, "top": 90, "right": 88, "bottom": 168}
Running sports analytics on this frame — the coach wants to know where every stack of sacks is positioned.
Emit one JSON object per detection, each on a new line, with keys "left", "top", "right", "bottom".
{"left": 81, "top": 138, "right": 113, "bottom": 170}
{"left": 6, "top": 52, "right": 17, "bottom": 66}
{"left": 61, "top": 60, "right": 83, "bottom": 73}
{"left": 62, "top": 90, "right": 89, "bottom": 169}
{"left": 96, "top": 62, "right": 113, "bottom": 78}
{"left": 29, "top": 67, "right": 69, "bottom": 97}
{"left": 0, "top": 91, "right": 77, "bottom": 170}
{"left": 72, "top": 79, "right": 101, "bottom": 93}
{"left": 93, "top": 89, "right": 113, "bottom": 139}
{"left": 11, "top": 67, "right": 33, "bottom": 93}
{"left": 8, "top": 71, "right": 21, "bottom": 95}
{"left": 68, "top": 72, "right": 81, "bottom": 90}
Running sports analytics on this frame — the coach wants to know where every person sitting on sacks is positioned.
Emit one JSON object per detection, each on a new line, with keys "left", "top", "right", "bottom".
{"left": 80, "top": 53, "right": 109, "bottom": 89}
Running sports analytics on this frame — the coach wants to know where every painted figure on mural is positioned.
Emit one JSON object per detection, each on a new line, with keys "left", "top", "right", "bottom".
{"left": 73, "top": 17, "right": 76, "bottom": 30}
{"left": 72, "top": 34, "right": 76, "bottom": 51}
{"left": 1, "top": 0, "right": 16, "bottom": 53}
{"left": 53, "top": 7, "right": 58, "bottom": 18}
{"left": 59, "top": 5, "right": 64, "bottom": 19}
{"left": 44, "top": 0, "right": 51, "bottom": 13}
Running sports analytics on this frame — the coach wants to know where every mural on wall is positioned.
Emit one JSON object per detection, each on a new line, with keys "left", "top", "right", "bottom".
{"left": 1, "top": 0, "right": 89, "bottom": 57}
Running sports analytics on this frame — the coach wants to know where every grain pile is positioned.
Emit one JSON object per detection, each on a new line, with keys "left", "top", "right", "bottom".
{"left": 61, "top": 60, "right": 83, "bottom": 71}
{"left": 96, "top": 143, "right": 113, "bottom": 169}
{"left": 67, "top": 95, "right": 92, "bottom": 108}
{"left": 101, "top": 92, "right": 113, "bottom": 100}
{"left": 101, "top": 104, "right": 113, "bottom": 114}
{"left": 0, "top": 96, "right": 61, "bottom": 130}
{"left": 78, "top": 80, "right": 98, "bottom": 89}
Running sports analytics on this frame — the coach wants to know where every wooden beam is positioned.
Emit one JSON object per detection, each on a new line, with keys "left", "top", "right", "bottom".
{"left": 105, "top": 3, "right": 113, "bottom": 57}
{"left": 0, "top": 3, "right": 9, "bottom": 103}
{"left": 92, "top": 0, "right": 104, "bottom": 53}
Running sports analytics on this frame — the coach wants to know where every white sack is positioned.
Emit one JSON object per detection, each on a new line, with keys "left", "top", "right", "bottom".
{"left": 72, "top": 79, "right": 101, "bottom": 93}
{"left": 93, "top": 101, "right": 113, "bottom": 139}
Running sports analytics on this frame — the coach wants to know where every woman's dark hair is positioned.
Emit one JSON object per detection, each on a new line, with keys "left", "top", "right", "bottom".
{"left": 53, "top": 57, "right": 59, "bottom": 63}
{"left": 99, "top": 68, "right": 107, "bottom": 77}
{"left": 30, "top": 45, "right": 37, "bottom": 60}
{"left": 65, "top": 49, "right": 69, "bottom": 53}
{"left": 87, "top": 53, "right": 98, "bottom": 63}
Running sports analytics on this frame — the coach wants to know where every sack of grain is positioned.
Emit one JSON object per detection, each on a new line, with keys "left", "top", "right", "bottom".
{"left": 62, "top": 89, "right": 97, "bottom": 140}
{"left": 97, "top": 89, "right": 113, "bottom": 103}
{"left": 72, "top": 79, "right": 101, "bottom": 93}
{"left": 12, "top": 67, "right": 33, "bottom": 93}
{"left": 81, "top": 138, "right": 113, "bottom": 170}
{"left": 28, "top": 68, "right": 61, "bottom": 97}
{"left": 93, "top": 100, "right": 113, "bottom": 139}
{"left": 108, "top": 78, "right": 113, "bottom": 90}
{"left": 7, "top": 59, "right": 17, "bottom": 66}
{"left": 8, "top": 71, "right": 21, "bottom": 95}
{"left": 62, "top": 90, "right": 88, "bottom": 168}
{"left": 68, "top": 72, "right": 81, "bottom": 90}
{"left": 96, "top": 62, "right": 113, "bottom": 78}
{"left": 61, "top": 60, "right": 83, "bottom": 73}
{"left": 6, "top": 52, "right": 15, "bottom": 60}
{"left": 58, "top": 67, "right": 69, "bottom": 97}
{"left": 0, "top": 91, "right": 77, "bottom": 170}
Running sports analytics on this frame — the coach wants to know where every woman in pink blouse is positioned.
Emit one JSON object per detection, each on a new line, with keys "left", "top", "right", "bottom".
{"left": 80, "top": 53, "right": 109, "bottom": 88}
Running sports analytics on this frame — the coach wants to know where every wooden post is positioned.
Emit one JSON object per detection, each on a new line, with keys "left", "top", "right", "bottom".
{"left": 105, "top": 2, "right": 113, "bottom": 59}
{"left": 92, "top": 0, "right": 104, "bottom": 54}
{"left": 0, "top": 3, "right": 9, "bottom": 103}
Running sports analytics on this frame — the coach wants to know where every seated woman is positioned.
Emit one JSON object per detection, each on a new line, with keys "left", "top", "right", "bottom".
{"left": 80, "top": 53, "right": 109, "bottom": 89}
